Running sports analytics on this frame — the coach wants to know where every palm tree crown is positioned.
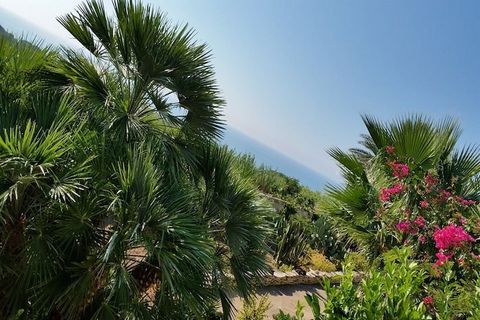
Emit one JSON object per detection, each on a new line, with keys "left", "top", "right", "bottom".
{"left": 323, "top": 115, "right": 480, "bottom": 257}
{"left": 0, "top": 1, "right": 269, "bottom": 319}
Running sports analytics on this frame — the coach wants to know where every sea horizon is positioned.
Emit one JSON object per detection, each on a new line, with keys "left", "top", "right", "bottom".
{"left": 222, "top": 126, "right": 330, "bottom": 191}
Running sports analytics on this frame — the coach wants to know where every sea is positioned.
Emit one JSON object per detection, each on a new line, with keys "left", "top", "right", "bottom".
{"left": 222, "top": 127, "right": 329, "bottom": 191}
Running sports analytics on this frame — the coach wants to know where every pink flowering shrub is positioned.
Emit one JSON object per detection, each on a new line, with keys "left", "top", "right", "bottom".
{"left": 439, "top": 189, "right": 452, "bottom": 202}
{"left": 424, "top": 173, "right": 438, "bottom": 187}
{"left": 433, "top": 224, "right": 475, "bottom": 250}
{"left": 390, "top": 162, "right": 409, "bottom": 178}
{"left": 454, "top": 196, "right": 476, "bottom": 207}
{"left": 419, "top": 200, "right": 429, "bottom": 208}
{"left": 321, "top": 140, "right": 480, "bottom": 318}
{"left": 378, "top": 145, "right": 479, "bottom": 273}
{"left": 396, "top": 220, "right": 414, "bottom": 234}
{"left": 413, "top": 216, "right": 426, "bottom": 228}
{"left": 434, "top": 251, "right": 453, "bottom": 266}
{"left": 385, "top": 145, "right": 395, "bottom": 155}
{"left": 379, "top": 183, "right": 404, "bottom": 202}
{"left": 422, "top": 296, "right": 434, "bottom": 306}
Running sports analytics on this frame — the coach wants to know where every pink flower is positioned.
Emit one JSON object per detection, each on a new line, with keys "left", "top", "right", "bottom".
{"left": 425, "top": 173, "right": 438, "bottom": 187}
{"left": 419, "top": 235, "right": 427, "bottom": 244}
{"left": 396, "top": 220, "right": 418, "bottom": 234}
{"left": 433, "top": 224, "right": 475, "bottom": 250}
{"left": 439, "top": 189, "right": 452, "bottom": 201}
{"left": 455, "top": 196, "right": 476, "bottom": 207}
{"left": 393, "top": 183, "right": 404, "bottom": 192}
{"left": 419, "top": 200, "right": 429, "bottom": 208}
{"left": 379, "top": 184, "right": 404, "bottom": 202}
{"left": 396, "top": 220, "right": 411, "bottom": 233}
{"left": 385, "top": 145, "right": 395, "bottom": 155}
{"left": 380, "top": 188, "right": 392, "bottom": 202}
{"left": 435, "top": 251, "right": 453, "bottom": 266}
{"left": 390, "top": 162, "right": 409, "bottom": 179}
{"left": 414, "top": 216, "right": 426, "bottom": 229}
{"left": 463, "top": 199, "right": 476, "bottom": 206}
{"left": 423, "top": 296, "right": 434, "bottom": 306}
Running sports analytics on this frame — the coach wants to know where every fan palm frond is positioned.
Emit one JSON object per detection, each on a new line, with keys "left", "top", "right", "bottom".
{"left": 322, "top": 115, "right": 479, "bottom": 258}
{"left": 55, "top": 0, "right": 225, "bottom": 142}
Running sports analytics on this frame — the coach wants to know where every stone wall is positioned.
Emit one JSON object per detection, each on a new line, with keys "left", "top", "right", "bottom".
{"left": 259, "top": 270, "right": 362, "bottom": 287}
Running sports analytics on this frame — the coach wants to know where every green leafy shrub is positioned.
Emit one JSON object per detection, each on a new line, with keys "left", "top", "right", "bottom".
{"left": 255, "top": 167, "right": 287, "bottom": 195}
{"left": 271, "top": 252, "right": 480, "bottom": 320}
{"left": 305, "top": 293, "right": 322, "bottom": 320}
{"left": 273, "top": 302, "right": 305, "bottom": 320}
{"left": 237, "top": 295, "right": 271, "bottom": 320}
{"left": 301, "top": 250, "right": 336, "bottom": 272}
{"left": 273, "top": 310, "right": 296, "bottom": 320}
{"left": 424, "top": 266, "right": 480, "bottom": 319}
{"left": 468, "top": 280, "right": 480, "bottom": 319}
{"left": 308, "top": 215, "right": 346, "bottom": 261}
{"left": 278, "top": 264, "right": 295, "bottom": 272}
{"left": 343, "top": 252, "right": 369, "bottom": 272}
{"left": 322, "top": 248, "right": 427, "bottom": 320}
{"left": 273, "top": 217, "right": 310, "bottom": 266}
{"left": 254, "top": 165, "right": 322, "bottom": 213}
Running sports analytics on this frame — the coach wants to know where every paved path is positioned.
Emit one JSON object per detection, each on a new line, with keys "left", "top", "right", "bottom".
{"left": 231, "top": 284, "right": 326, "bottom": 319}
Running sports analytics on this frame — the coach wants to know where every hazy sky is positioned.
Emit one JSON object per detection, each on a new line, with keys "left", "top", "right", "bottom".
{"left": 2, "top": 0, "right": 480, "bottom": 182}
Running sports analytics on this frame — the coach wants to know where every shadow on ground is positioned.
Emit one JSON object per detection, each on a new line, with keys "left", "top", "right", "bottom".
{"left": 230, "top": 284, "right": 326, "bottom": 319}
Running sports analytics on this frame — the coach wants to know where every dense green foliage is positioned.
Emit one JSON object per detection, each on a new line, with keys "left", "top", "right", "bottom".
{"left": 275, "top": 116, "right": 480, "bottom": 319}
{"left": 255, "top": 165, "right": 320, "bottom": 213}
{"left": 223, "top": 152, "right": 345, "bottom": 270}
{"left": 322, "top": 115, "right": 480, "bottom": 258}
{"left": 322, "top": 248, "right": 428, "bottom": 319}
{"left": 237, "top": 295, "right": 271, "bottom": 320}
{"left": 0, "top": 1, "right": 271, "bottom": 319}
{"left": 0, "top": 12, "right": 340, "bottom": 316}
{"left": 278, "top": 249, "right": 480, "bottom": 320}
{"left": 4, "top": 1, "right": 480, "bottom": 318}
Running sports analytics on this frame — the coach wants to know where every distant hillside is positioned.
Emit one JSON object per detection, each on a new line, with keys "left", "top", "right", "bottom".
{"left": 223, "top": 127, "right": 329, "bottom": 190}
{"left": 0, "top": 8, "right": 66, "bottom": 45}
{"left": 0, "top": 25, "right": 14, "bottom": 39}
{"left": 0, "top": 24, "right": 43, "bottom": 50}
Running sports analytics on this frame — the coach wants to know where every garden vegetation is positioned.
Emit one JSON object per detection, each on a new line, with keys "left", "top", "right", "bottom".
{"left": 275, "top": 116, "right": 480, "bottom": 319}
{"left": 1, "top": 0, "right": 480, "bottom": 319}
{"left": 0, "top": 1, "right": 270, "bottom": 318}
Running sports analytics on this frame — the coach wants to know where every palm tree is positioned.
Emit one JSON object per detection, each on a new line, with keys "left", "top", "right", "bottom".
{"left": 322, "top": 115, "right": 480, "bottom": 257}
{"left": 0, "top": 1, "right": 269, "bottom": 319}
{"left": 192, "top": 144, "right": 270, "bottom": 318}
{"left": 53, "top": 0, "right": 224, "bottom": 144}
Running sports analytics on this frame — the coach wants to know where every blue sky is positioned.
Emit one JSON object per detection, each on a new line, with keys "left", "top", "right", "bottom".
{"left": 1, "top": 0, "right": 480, "bottom": 183}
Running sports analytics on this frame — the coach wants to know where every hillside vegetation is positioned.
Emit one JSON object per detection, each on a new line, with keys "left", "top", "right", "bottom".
{"left": 2, "top": 1, "right": 480, "bottom": 320}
